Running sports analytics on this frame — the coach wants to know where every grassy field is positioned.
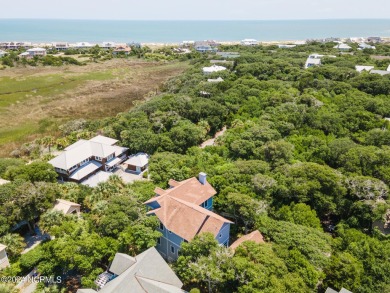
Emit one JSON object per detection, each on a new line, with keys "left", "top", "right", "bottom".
{"left": 0, "top": 59, "right": 189, "bottom": 157}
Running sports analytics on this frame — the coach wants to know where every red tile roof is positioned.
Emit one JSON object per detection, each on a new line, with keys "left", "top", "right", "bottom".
{"left": 145, "top": 176, "right": 231, "bottom": 241}
{"left": 229, "top": 230, "right": 265, "bottom": 251}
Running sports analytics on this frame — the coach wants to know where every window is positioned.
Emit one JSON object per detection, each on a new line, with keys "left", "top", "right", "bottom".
{"left": 157, "top": 238, "right": 161, "bottom": 245}
{"left": 171, "top": 246, "right": 175, "bottom": 254}
{"left": 219, "top": 234, "right": 222, "bottom": 238}
{"left": 95, "top": 156, "right": 102, "bottom": 162}
{"left": 159, "top": 223, "right": 164, "bottom": 230}
{"left": 168, "top": 230, "right": 172, "bottom": 234}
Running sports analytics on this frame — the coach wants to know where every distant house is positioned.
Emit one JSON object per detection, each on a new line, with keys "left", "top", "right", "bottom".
{"left": 100, "top": 42, "right": 116, "bottom": 50}
{"left": 278, "top": 44, "right": 296, "bottom": 48}
{"left": 216, "top": 52, "right": 240, "bottom": 58}
{"left": 52, "top": 42, "right": 69, "bottom": 51}
{"left": 195, "top": 44, "right": 214, "bottom": 53}
{"left": 355, "top": 65, "right": 374, "bottom": 72}
{"left": 53, "top": 199, "right": 81, "bottom": 216}
{"left": 0, "top": 50, "right": 7, "bottom": 58}
{"left": 333, "top": 43, "right": 352, "bottom": 51}
{"left": 367, "top": 36, "right": 382, "bottom": 43}
{"left": 202, "top": 64, "right": 227, "bottom": 74}
{"left": 48, "top": 135, "right": 128, "bottom": 183}
{"left": 230, "top": 230, "right": 265, "bottom": 252}
{"left": 74, "top": 42, "right": 95, "bottom": 49}
{"left": 305, "top": 54, "right": 324, "bottom": 68}
{"left": 81, "top": 171, "right": 113, "bottom": 188}
{"left": 358, "top": 43, "right": 376, "bottom": 50}
{"left": 241, "top": 39, "right": 259, "bottom": 46}
{"left": 0, "top": 244, "right": 10, "bottom": 270}
{"left": 77, "top": 247, "right": 185, "bottom": 293}
{"left": 194, "top": 40, "right": 219, "bottom": 53}
{"left": 325, "top": 287, "right": 353, "bottom": 293}
{"left": 19, "top": 47, "right": 47, "bottom": 58}
{"left": 144, "top": 173, "right": 232, "bottom": 261}
{"left": 4, "top": 42, "right": 32, "bottom": 50}
{"left": 370, "top": 70, "right": 390, "bottom": 76}
{"left": 113, "top": 45, "right": 131, "bottom": 55}
{"left": 207, "top": 77, "right": 224, "bottom": 83}
{"left": 123, "top": 153, "right": 149, "bottom": 174}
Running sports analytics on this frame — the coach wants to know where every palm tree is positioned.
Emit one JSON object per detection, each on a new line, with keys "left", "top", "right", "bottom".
{"left": 0, "top": 233, "right": 25, "bottom": 259}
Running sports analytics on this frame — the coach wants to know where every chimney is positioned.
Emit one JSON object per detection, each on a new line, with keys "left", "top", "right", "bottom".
{"left": 198, "top": 172, "right": 207, "bottom": 185}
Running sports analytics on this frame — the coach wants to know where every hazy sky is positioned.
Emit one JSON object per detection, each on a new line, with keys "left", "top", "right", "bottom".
{"left": 1, "top": 0, "right": 390, "bottom": 20}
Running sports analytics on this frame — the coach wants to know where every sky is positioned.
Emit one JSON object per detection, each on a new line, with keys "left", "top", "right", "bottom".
{"left": 1, "top": 0, "right": 390, "bottom": 20}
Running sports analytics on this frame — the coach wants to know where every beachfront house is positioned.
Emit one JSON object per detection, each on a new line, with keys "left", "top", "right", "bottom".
{"left": 74, "top": 42, "right": 95, "bottom": 49}
{"left": 53, "top": 199, "right": 81, "bottom": 216}
{"left": 367, "top": 37, "right": 382, "bottom": 43}
{"left": 0, "top": 244, "right": 10, "bottom": 270}
{"left": 241, "top": 39, "right": 259, "bottom": 46}
{"left": 194, "top": 40, "right": 218, "bottom": 53}
{"left": 144, "top": 173, "right": 232, "bottom": 262}
{"left": 48, "top": 135, "right": 128, "bottom": 183}
{"left": 3, "top": 42, "right": 32, "bottom": 50}
{"left": 202, "top": 64, "right": 227, "bottom": 74}
{"left": 113, "top": 44, "right": 131, "bottom": 55}
{"left": 100, "top": 42, "right": 116, "bottom": 50}
{"left": 52, "top": 42, "right": 69, "bottom": 51}
{"left": 0, "top": 50, "right": 7, "bottom": 58}
{"left": 77, "top": 247, "right": 185, "bottom": 293}
{"left": 123, "top": 153, "right": 149, "bottom": 174}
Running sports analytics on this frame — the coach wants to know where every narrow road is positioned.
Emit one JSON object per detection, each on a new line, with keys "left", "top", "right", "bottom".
{"left": 200, "top": 126, "right": 227, "bottom": 148}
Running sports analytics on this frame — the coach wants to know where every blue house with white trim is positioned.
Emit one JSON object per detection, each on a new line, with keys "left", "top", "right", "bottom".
{"left": 144, "top": 173, "right": 232, "bottom": 262}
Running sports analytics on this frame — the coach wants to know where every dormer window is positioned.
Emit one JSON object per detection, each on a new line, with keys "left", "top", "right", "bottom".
{"left": 159, "top": 223, "right": 164, "bottom": 231}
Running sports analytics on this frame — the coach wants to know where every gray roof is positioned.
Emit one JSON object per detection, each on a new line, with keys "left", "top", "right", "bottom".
{"left": 49, "top": 136, "right": 126, "bottom": 170}
{"left": 339, "top": 289, "right": 353, "bottom": 293}
{"left": 370, "top": 70, "right": 390, "bottom": 76}
{"left": 81, "top": 171, "right": 112, "bottom": 188}
{"left": 78, "top": 247, "right": 184, "bottom": 293}
{"left": 325, "top": 289, "right": 338, "bottom": 293}
{"left": 124, "top": 153, "right": 149, "bottom": 167}
{"left": 69, "top": 161, "right": 102, "bottom": 181}
{"left": 76, "top": 290, "right": 97, "bottom": 293}
{"left": 109, "top": 253, "right": 136, "bottom": 276}
{"left": 89, "top": 135, "right": 118, "bottom": 146}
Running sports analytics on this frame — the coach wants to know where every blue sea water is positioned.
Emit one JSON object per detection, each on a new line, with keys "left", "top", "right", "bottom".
{"left": 0, "top": 19, "right": 390, "bottom": 43}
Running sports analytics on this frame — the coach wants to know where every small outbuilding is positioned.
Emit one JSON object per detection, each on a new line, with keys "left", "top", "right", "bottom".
{"left": 53, "top": 199, "right": 81, "bottom": 216}
{"left": 124, "top": 153, "right": 149, "bottom": 174}
{"left": 230, "top": 230, "right": 265, "bottom": 252}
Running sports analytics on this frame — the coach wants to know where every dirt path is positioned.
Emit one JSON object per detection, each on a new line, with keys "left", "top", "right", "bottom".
{"left": 200, "top": 126, "right": 227, "bottom": 148}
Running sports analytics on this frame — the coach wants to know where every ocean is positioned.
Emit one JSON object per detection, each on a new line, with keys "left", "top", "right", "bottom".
{"left": 1, "top": 19, "right": 390, "bottom": 43}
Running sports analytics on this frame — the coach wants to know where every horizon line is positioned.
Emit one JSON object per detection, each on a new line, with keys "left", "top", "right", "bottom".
{"left": 1, "top": 17, "right": 390, "bottom": 21}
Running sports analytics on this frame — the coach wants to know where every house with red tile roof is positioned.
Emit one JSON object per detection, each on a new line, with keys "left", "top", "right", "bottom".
{"left": 144, "top": 172, "right": 232, "bottom": 262}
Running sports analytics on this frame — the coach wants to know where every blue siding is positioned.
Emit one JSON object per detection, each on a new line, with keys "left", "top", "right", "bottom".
{"left": 200, "top": 197, "right": 213, "bottom": 211}
{"left": 156, "top": 222, "right": 184, "bottom": 262}
{"left": 216, "top": 223, "right": 231, "bottom": 246}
